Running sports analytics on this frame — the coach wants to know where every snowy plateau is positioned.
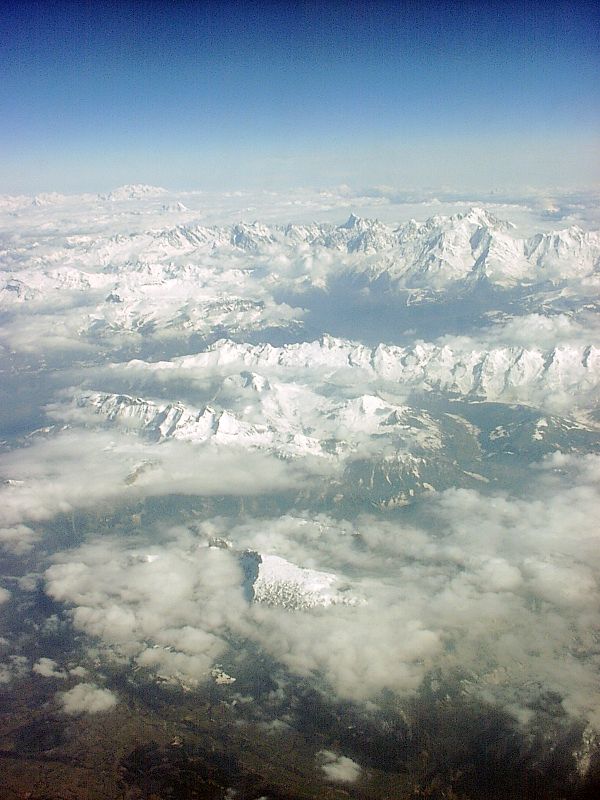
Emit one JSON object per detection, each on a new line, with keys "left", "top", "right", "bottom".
{"left": 1, "top": 187, "right": 600, "bottom": 793}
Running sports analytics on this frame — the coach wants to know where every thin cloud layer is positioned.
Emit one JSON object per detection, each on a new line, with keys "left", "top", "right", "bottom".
{"left": 0, "top": 428, "right": 308, "bottom": 529}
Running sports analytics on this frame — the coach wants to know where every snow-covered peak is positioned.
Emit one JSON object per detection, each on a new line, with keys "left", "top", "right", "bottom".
{"left": 230, "top": 221, "right": 278, "bottom": 251}
{"left": 161, "top": 201, "right": 189, "bottom": 212}
{"left": 248, "top": 552, "right": 361, "bottom": 610}
{"left": 345, "top": 210, "right": 600, "bottom": 289}
{"left": 9, "top": 200, "right": 589, "bottom": 293}
{"left": 102, "top": 184, "right": 168, "bottom": 201}
{"left": 524, "top": 227, "right": 600, "bottom": 279}
{"left": 339, "top": 213, "right": 364, "bottom": 230}
{"left": 31, "top": 192, "right": 68, "bottom": 207}
{"left": 455, "top": 206, "right": 515, "bottom": 231}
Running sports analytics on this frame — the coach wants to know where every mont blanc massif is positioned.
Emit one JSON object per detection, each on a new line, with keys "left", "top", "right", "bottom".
{"left": 1, "top": 185, "right": 599, "bottom": 799}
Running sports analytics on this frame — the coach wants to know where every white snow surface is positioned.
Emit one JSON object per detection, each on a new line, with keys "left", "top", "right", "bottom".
{"left": 118, "top": 335, "right": 600, "bottom": 412}
{"left": 253, "top": 554, "right": 360, "bottom": 610}
{"left": 2, "top": 205, "right": 599, "bottom": 307}
{"left": 75, "top": 383, "right": 445, "bottom": 463}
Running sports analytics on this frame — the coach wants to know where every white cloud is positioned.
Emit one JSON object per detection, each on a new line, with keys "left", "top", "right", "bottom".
{"left": 317, "top": 750, "right": 361, "bottom": 782}
{"left": 37, "top": 453, "right": 600, "bottom": 729}
{"left": 45, "top": 531, "right": 249, "bottom": 684}
{"left": 32, "top": 657, "right": 68, "bottom": 679}
{"left": 2, "top": 188, "right": 599, "bottom": 763}
{"left": 0, "top": 428, "right": 308, "bottom": 529}
{"left": 103, "top": 333, "right": 600, "bottom": 417}
{"left": 218, "top": 455, "right": 600, "bottom": 722}
{"left": 481, "top": 312, "right": 600, "bottom": 350}
{"left": 0, "top": 524, "right": 40, "bottom": 554}
{"left": 57, "top": 682, "right": 118, "bottom": 715}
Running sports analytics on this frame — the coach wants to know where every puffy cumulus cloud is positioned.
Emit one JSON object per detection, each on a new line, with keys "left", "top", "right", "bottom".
{"left": 45, "top": 530, "right": 249, "bottom": 684}
{"left": 431, "top": 453, "right": 600, "bottom": 573}
{"left": 39, "top": 453, "right": 600, "bottom": 728}
{"left": 0, "top": 428, "right": 308, "bottom": 529}
{"left": 0, "top": 586, "right": 11, "bottom": 604}
{"left": 439, "top": 311, "right": 600, "bottom": 357}
{"left": 32, "top": 657, "right": 68, "bottom": 679}
{"left": 402, "top": 455, "right": 600, "bottom": 724}
{"left": 250, "top": 604, "right": 441, "bottom": 701}
{"left": 57, "top": 683, "right": 118, "bottom": 715}
{"left": 200, "top": 514, "right": 360, "bottom": 573}
{"left": 200, "top": 455, "right": 600, "bottom": 723}
{"left": 0, "top": 307, "right": 101, "bottom": 357}
{"left": 41, "top": 520, "right": 441, "bottom": 698}
{"left": 489, "top": 312, "right": 600, "bottom": 350}
{"left": 0, "top": 524, "right": 40, "bottom": 554}
{"left": 317, "top": 750, "right": 362, "bottom": 783}
{"left": 271, "top": 243, "right": 344, "bottom": 292}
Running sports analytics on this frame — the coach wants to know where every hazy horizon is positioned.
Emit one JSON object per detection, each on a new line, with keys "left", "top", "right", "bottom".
{"left": 1, "top": 0, "right": 599, "bottom": 194}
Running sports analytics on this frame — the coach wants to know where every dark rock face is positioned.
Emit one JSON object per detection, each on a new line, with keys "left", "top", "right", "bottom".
{"left": 239, "top": 549, "right": 262, "bottom": 602}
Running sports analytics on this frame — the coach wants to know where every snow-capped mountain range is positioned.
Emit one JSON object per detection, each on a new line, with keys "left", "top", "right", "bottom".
{"left": 2, "top": 189, "right": 600, "bottom": 776}
{"left": 3, "top": 197, "right": 598, "bottom": 504}
{"left": 138, "top": 209, "right": 598, "bottom": 289}
{"left": 2, "top": 200, "right": 598, "bottom": 374}
{"left": 2, "top": 206, "right": 599, "bottom": 296}
{"left": 115, "top": 334, "right": 600, "bottom": 412}
{"left": 77, "top": 382, "right": 446, "bottom": 460}
{"left": 69, "top": 346, "right": 598, "bottom": 510}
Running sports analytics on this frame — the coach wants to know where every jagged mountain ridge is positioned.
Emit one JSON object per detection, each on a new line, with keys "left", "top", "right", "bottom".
{"left": 142, "top": 209, "right": 600, "bottom": 289}
{"left": 122, "top": 335, "right": 600, "bottom": 412}
{"left": 2, "top": 208, "right": 599, "bottom": 299}
{"left": 2, "top": 207, "right": 598, "bottom": 360}
{"left": 77, "top": 385, "right": 446, "bottom": 460}
{"left": 73, "top": 386, "right": 472, "bottom": 506}
{"left": 71, "top": 367, "right": 598, "bottom": 509}
{"left": 72, "top": 387, "right": 479, "bottom": 507}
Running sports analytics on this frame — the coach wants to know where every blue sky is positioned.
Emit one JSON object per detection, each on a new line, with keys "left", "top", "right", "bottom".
{"left": 1, "top": 0, "right": 598, "bottom": 193}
